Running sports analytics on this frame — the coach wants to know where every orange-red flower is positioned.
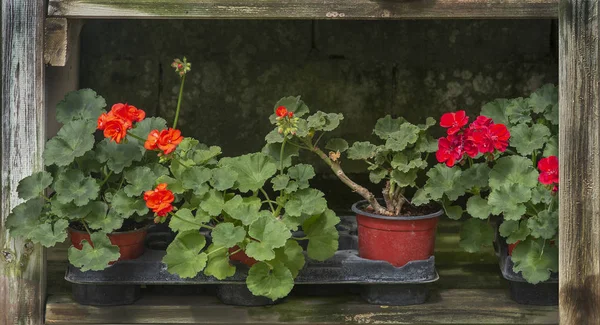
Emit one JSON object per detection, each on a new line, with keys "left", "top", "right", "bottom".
{"left": 144, "top": 183, "right": 175, "bottom": 217}
{"left": 144, "top": 128, "right": 184, "bottom": 155}
{"left": 111, "top": 103, "right": 146, "bottom": 123}
{"left": 144, "top": 130, "right": 161, "bottom": 151}
{"left": 98, "top": 114, "right": 132, "bottom": 143}
{"left": 276, "top": 106, "right": 288, "bottom": 117}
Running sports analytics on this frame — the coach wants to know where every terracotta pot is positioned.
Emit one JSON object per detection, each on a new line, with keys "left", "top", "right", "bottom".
{"left": 352, "top": 200, "right": 441, "bottom": 267}
{"left": 229, "top": 246, "right": 257, "bottom": 266}
{"left": 508, "top": 242, "right": 518, "bottom": 255}
{"left": 69, "top": 226, "right": 148, "bottom": 262}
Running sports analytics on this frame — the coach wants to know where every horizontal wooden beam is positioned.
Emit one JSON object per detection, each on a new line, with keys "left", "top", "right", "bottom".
{"left": 47, "top": 0, "right": 558, "bottom": 19}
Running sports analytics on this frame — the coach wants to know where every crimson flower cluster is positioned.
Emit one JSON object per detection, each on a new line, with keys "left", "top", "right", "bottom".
{"left": 97, "top": 103, "right": 146, "bottom": 143}
{"left": 537, "top": 156, "right": 559, "bottom": 193}
{"left": 436, "top": 111, "right": 511, "bottom": 167}
{"left": 276, "top": 106, "right": 294, "bottom": 118}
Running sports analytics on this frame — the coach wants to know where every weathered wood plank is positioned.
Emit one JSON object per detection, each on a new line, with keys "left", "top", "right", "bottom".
{"left": 44, "top": 19, "right": 83, "bottom": 67}
{"left": 1, "top": 1, "right": 46, "bottom": 325}
{"left": 48, "top": 0, "right": 559, "bottom": 19}
{"left": 45, "top": 289, "right": 558, "bottom": 324}
{"left": 558, "top": 0, "right": 600, "bottom": 323}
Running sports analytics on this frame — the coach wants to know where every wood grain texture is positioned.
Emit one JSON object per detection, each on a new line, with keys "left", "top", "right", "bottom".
{"left": 45, "top": 289, "right": 558, "bottom": 324}
{"left": 1, "top": 0, "right": 46, "bottom": 325}
{"left": 558, "top": 1, "right": 600, "bottom": 324}
{"left": 48, "top": 0, "right": 558, "bottom": 19}
{"left": 44, "top": 19, "right": 83, "bottom": 67}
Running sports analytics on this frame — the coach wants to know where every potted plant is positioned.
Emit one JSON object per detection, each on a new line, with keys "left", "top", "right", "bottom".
{"left": 414, "top": 84, "right": 558, "bottom": 305}
{"left": 6, "top": 58, "right": 193, "bottom": 275}
{"left": 264, "top": 97, "right": 441, "bottom": 268}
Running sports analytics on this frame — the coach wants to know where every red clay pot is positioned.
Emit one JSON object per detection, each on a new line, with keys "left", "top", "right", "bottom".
{"left": 508, "top": 242, "right": 518, "bottom": 255}
{"left": 353, "top": 200, "right": 442, "bottom": 267}
{"left": 69, "top": 226, "right": 148, "bottom": 262}
{"left": 229, "top": 246, "right": 257, "bottom": 266}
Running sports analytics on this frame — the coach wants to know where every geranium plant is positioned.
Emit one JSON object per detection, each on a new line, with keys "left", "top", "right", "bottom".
{"left": 264, "top": 97, "right": 438, "bottom": 216}
{"left": 6, "top": 58, "right": 192, "bottom": 271}
{"left": 414, "top": 84, "right": 559, "bottom": 284}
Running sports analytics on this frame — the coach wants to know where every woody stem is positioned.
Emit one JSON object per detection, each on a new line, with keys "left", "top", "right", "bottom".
{"left": 173, "top": 74, "right": 186, "bottom": 129}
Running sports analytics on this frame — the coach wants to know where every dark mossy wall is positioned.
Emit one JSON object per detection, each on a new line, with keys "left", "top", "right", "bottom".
{"left": 79, "top": 19, "right": 558, "bottom": 209}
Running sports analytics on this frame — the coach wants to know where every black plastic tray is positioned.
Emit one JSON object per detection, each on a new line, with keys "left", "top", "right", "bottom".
{"left": 65, "top": 217, "right": 439, "bottom": 306}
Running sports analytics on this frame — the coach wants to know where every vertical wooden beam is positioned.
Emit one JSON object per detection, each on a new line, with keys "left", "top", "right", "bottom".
{"left": 1, "top": 0, "right": 46, "bottom": 324}
{"left": 559, "top": 0, "right": 600, "bottom": 323}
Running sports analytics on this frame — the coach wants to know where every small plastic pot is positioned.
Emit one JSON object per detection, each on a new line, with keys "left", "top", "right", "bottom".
{"left": 352, "top": 200, "right": 442, "bottom": 267}
{"left": 229, "top": 246, "right": 257, "bottom": 266}
{"left": 69, "top": 226, "right": 148, "bottom": 261}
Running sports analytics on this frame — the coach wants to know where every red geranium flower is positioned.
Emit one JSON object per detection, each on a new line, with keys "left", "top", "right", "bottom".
{"left": 276, "top": 106, "right": 288, "bottom": 118}
{"left": 157, "top": 128, "right": 184, "bottom": 155}
{"left": 98, "top": 115, "right": 132, "bottom": 143}
{"left": 440, "top": 110, "right": 469, "bottom": 135}
{"left": 144, "top": 183, "right": 175, "bottom": 217}
{"left": 538, "top": 156, "right": 559, "bottom": 185}
{"left": 144, "top": 130, "right": 160, "bottom": 151}
{"left": 469, "top": 123, "right": 510, "bottom": 153}
{"left": 110, "top": 103, "right": 146, "bottom": 123}
{"left": 436, "top": 134, "right": 464, "bottom": 167}
{"left": 470, "top": 116, "right": 493, "bottom": 129}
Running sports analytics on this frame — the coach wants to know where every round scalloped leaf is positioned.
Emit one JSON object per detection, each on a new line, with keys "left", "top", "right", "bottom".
{"left": 369, "top": 169, "right": 388, "bottom": 184}
{"left": 443, "top": 204, "right": 463, "bottom": 220}
{"left": 509, "top": 124, "right": 551, "bottom": 156}
{"left": 531, "top": 184, "right": 553, "bottom": 205}
{"left": 287, "top": 164, "right": 315, "bottom": 190}
{"left": 111, "top": 189, "right": 148, "bottom": 218}
{"left": 84, "top": 202, "right": 121, "bottom": 232}
{"left": 6, "top": 199, "right": 44, "bottom": 240}
{"left": 219, "top": 153, "right": 277, "bottom": 192}
{"left": 487, "top": 184, "right": 531, "bottom": 220}
{"left": 56, "top": 89, "right": 107, "bottom": 124}
{"left": 262, "top": 142, "right": 299, "bottom": 171}
{"left": 423, "top": 165, "right": 465, "bottom": 201}
{"left": 273, "top": 240, "right": 306, "bottom": 278}
{"left": 68, "top": 232, "right": 120, "bottom": 271}
{"left": 306, "top": 111, "right": 344, "bottom": 132}
{"left": 391, "top": 169, "right": 418, "bottom": 187}
{"left": 210, "top": 167, "right": 238, "bottom": 191}
{"left": 417, "top": 117, "right": 436, "bottom": 130}
{"left": 489, "top": 156, "right": 539, "bottom": 190}
{"left": 505, "top": 98, "right": 533, "bottom": 125}
{"left": 528, "top": 210, "right": 558, "bottom": 239}
{"left": 247, "top": 215, "right": 290, "bottom": 252}
{"left": 199, "top": 189, "right": 225, "bottom": 217}
{"left": 156, "top": 175, "right": 185, "bottom": 195}
{"left": 50, "top": 200, "right": 95, "bottom": 220}
{"left": 373, "top": 115, "right": 405, "bottom": 139}
{"left": 223, "top": 195, "right": 262, "bottom": 226}
{"left": 181, "top": 166, "right": 213, "bottom": 195}
{"left": 459, "top": 218, "right": 494, "bottom": 253}
{"left": 511, "top": 237, "right": 558, "bottom": 284}
{"left": 414, "top": 134, "right": 438, "bottom": 153}
{"left": 529, "top": 84, "right": 558, "bottom": 115}
{"left": 211, "top": 223, "right": 246, "bottom": 248}
{"left": 466, "top": 195, "right": 491, "bottom": 220}
{"left": 44, "top": 120, "right": 96, "bottom": 167}
{"left": 123, "top": 166, "right": 158, "bottom": 197}
{"left": 191, "top": 146, "right": 222, "bottom": 166}
{"left": 246, "top": 262, "right": 294, "bottom": 300}
{"left": 391, "top": 152, "right": 426, "bottom": 173}
{"left": 204, "top": 244, "right": 236, "bottom": 280}
{"left": 17, "top": 171, "right": 53, "bottom": 200}
{"left": 385, "top": 123, "right": 421, "bottom": 151}
{"left": 499, "top": 219, "right": 530, "bottom": 244}
{"left": 543, "top": 136, "right": 558, "bottom": 158}
{"left": 54, "top": 170, "right": 99, "bottom": 207}
{"left": 162, "top": 230, "right": 208, "bottom": 278}
{"left": 272, "top": 175, "right": 290, "bottom": 192}
{"left": 302, "top": 209, "right": 340, "bottom": 261}
{"left": 169, "top": 208, "right": 210, "bottom": 233}
{"left": 459, "top": 163, "right": 491, "bottom": 190}
{"left": 481, "top": 98, "right": 510, "bottom": 125}
{"left": 325, "top": 138, "right": 349, "bottom": 153}
{"left": 29, "top": 219, "right": 69, "bottom": 247}
{"left": 347, "top": 141, "right": 378, "bottom": 160}
{"left": 411, "top": 188, "right": 430, "bottom": 206}
{"left": 284, "top": 188, "right": 327, "bottom": 218}
{"left": 265, "top": 129, "right": 285, "bottom": 144}
{"left": 95, "top": 139, "right": 144, "bottom": 174}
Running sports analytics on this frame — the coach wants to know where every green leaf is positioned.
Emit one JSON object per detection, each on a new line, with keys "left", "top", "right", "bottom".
{"left": 444, "top": 204, "right": 463, "bottom": 220}
{"left": 50, "top": 200, "right": 95, "bottom": 220}
{"left": 245, "top": 215, "right": 290, "bottom": 261}
{"left": 219, "top": 153, "right": 278, "bottom": 192}
{"left": 262, "top": 143, "right": 299, "bottom": 171}
{"left": 85, "top": 202, "right": 123, "bottom": 233}
{"left": 390, "top": 169, "right": 418, "bottom": 187}
{"left": 509, "top": 124, "right": 551, "bottom": 156}
{"left": 531, "top": 184, "right": 553, "bottom": 205}
{"left": 111, "top": 189, "right": 148, "bottom": 218}
{"left": 17, "top": 171, "right": 53, "bottom": 200}
{"left": 272, "top": 175, "right": 290, "bottom": 191}
{"left": 287, "top": 164, "right": 315, "bottom": 190}
{"left": 204, "top": 244, "right": 236, "bottom": 280}
{"left": 6, "top": 199, "right": 44, "bottom": 240}
{"left": 414, "top": 134, "right": 438, "bottom": 153}
{"left": 423, "top": 165, "right": 464, "bottom": 201}
{"left": 96, "top": 139, "right": 144, "bottom": 174}
{"left": 246, "top": 262, "right": 294, "bottom": 300}
{"left": 488, "top": 184, "right": 531, "bottom": 220}
{"left": 303, "top": 209, "right": 340, "bottom": 261}
{"left": 529, "top": 84, "right": 558, "bottom": 116}
{"left": 499, "top": 219, "right": 530, "bottom": 244}
{"left": 212, "top": 223, "right": 246, "bottom": 248}
{"left": 306, "top": 111, "right": 344, "bottom": 132}
{"left": 347, "top": 141, "right": 378, "bottom": 160}
{"left": 56, "top": 89, "right": 106, "bottom": 124}
{"left": 466, "top": 195, "right": 491, "bottom": 220}
{"left": 459, "top": 218, "right": 494, "bottom": 253}
{"left": 411, "top": 188, "right": 430, "bottom": 206}
{"left": 128, "top": 117, "right": 168, "bottom": 153}
{"left": 169, "top": 208, "right": 210, "bottom": 233}
{"left": 265, "top": 129, "right": 284, "bottom": 144}
{"left": 272, "top": 96, "right": 310, "bottom": 120}
{"left": 284, "top": 188, "right": 327, "bottom": 218}
{"left": 489, "top": 156, "right": 539, "bottom": 190}
{"left": 543, "top": 136, "right": 558, "bottom": 157}
{"left": 210, "top": 167, "right": 238, "bottom": 191}
{"left": 123, "top": 167, "right": 159, "bottom": 197}
{"left": 459, "top": 163, "right": 491, "bottom": 190}
{"left": 181, "top": 166, "right": 213, "bottom": 195}
{"left": 391, "top": 152, "right": 426, "bottom": 173}
{"left": 68, "top": 232, "right": 120, "bottom": 271}
{"left": 385, "top": 123, "right": 421, "bottom": 151}
{"left": 223, "top": 196, "right": 262, "bottom": 226}
{"left": 418, "top": 117, "right": 437, "bottom": 130}
{"left": 163, "top": 230, "right": 208, "bottom": 278}
{"left": 156, "top": 175, "right": 185, "bottom": 194}
{"left": 369, "top": 169, "right": 388, "bottom": 184}
{"left": 481, "top": 98, "right": 510, "bottom": 125}
{"left": 191, "top": 146, "right": 222, "bottom": 166}
{"left": 325, "top": 138, "right": 349, "bottom": 153}
{"left": 29, "top": 219, "right": 69, "bottom": 247}
{"left": 54, "top": 170, "right": 99, "bottom": 206}
{"left": 273, "top": 240, "right": 305, "bottom": 278}
{"left": 505, "top": 97, "right": 532, "bottom": 125}
{"left": 199, "top": 189, "right": 225, "bottom": 216}
{"left": 43, "top": 120, "right": 96, "bottom": 167}
{"left": 511, "top": 238, "right": 558, "bottom": 284}
{"left": 528, "top": 210, "right": 558, "bottom": 239}
{"left": 373, "top": 115, "right": 405, "bottom": 139}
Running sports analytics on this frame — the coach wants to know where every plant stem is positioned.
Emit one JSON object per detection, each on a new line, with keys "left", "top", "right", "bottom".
{"left": 261, "top": 200, "right": 279, "bottom": 205}
{"left": 171, "top": 213, "right": 213, "bottom": 230}
{"left": 173, "top": 74, "right": 186, "bottom": 129}
{"left": 127, "top": 131, "right": 146, "bottom": 142}
{"left": 99, "top": 170, "right": 114, "bottom": 188}
{"left": 172, "top": 156, "right": 191, "bottom": 169}
{"left": 42, "top": 195, "right": 52, "bottom": 203}
{"left": 286, "top": 140, "right": 312, "bottom": 151}
{"left": 82, "top": 221, "right": 92, "bottom": 236}
{"left": 532, "top": 150, "right": 537, "bottom": 166}
{"left": 207, "top": 246, "right": 227, "bottom": 256}
{"left": 259, "top": 188, "right": 275, "bottom": 213}
{"left": 314, "top": 132, "right": 325, "bottom": 146}
{"left": 279, "top": 138, "right": 287, "bottom": 174}
{"left": 291, "top": 236, "right": 308, "bottom": 241}
{"left": 229, "top": 248, "right": 242, "bottom": 256}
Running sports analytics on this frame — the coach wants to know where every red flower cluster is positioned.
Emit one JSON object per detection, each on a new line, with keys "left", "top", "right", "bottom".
{"left": 97, "top": 103, "right": 146, "bottom": 143}
{"left": 144, "top": 183, "right": 175, "bottom": 218}
{"left": 436, "top": 111, "right": 510, "bottom": 167}
{"left": 144, "top": 128, "right": 184, "bottom": 155}
{"left": 275, "top": 106, "right": 294, "bottom": 118}
{"left": 538, "top": 156, "right": 558, "bottom": 192}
